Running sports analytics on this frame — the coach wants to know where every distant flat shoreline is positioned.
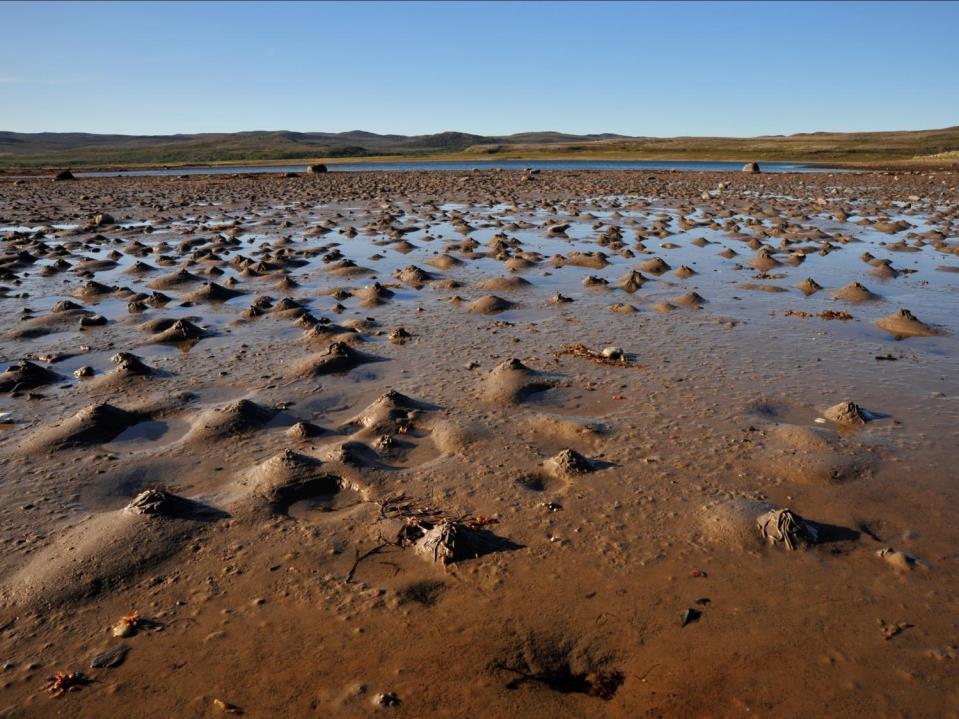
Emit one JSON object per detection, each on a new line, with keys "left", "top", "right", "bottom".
{"left": 2, "top": 154, "right": 955, "bottom": 176}
{"left": 60, "top": 159, "right": 839, "bottom": 178}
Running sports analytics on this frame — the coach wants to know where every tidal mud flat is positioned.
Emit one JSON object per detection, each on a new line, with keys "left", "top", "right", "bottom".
{"left": 0, "top": 168, "right": 957, "bottom": 717}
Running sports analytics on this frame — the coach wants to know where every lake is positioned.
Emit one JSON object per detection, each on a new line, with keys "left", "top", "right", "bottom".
{"left": 75, "top": 159, "right": 834, "bottom": 177}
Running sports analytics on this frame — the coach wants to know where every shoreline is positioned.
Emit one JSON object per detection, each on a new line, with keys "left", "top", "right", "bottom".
{"left": 2, "top": 153, "right": 957, "bottom": 177}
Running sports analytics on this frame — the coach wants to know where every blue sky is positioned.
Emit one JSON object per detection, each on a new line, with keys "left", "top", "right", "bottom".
{"left": 2, "top": 1, "right": 957, "bottom": 136}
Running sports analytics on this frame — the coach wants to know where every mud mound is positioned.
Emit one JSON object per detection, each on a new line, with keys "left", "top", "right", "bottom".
{"left": 427, "top": 254, "right": 462, "bottom": 270}
{"left": 554, "top": 252, "right": 609, "bottom": 269}
{"left": 144, "top": 318, "right": 207, "bottom": 343}
{"left": 183, "top": 398, "right": 276, "bottom": 443}
{"left": 674, "top": 265, "right": 697, "bottom": 279}
{"left": 618, "top": 270, "right": 647, "bottom": 293}
{"left": 468, "top": 295, "right": 516, "bottom": 314}
{"left": 609, "top": 303, "right": 639, "bottom": 314}
{"left": 484, "top": 359, "right": 554, "bottom": 405}
{"left": 111, "top": 351, "right": 153, "bottom": 376}
{"left": 147, "top": 268, "right": 202, "bottom": 289}
{"left": 2, "top": 490, "right": 219, "bottom": 606}
{"left": 354, "top": 282, "right": 394, "bottom": 306}
{"left": 288, "top": 342, "right": 380, "bottom": 378}
{"left": 286, "top": 420, "right": 327, "bottom": 440}
{"left": 869, "top": 260, "right": 899, "bottom": 279}
{"left": 672, "top": 291, "right": 706, "bottom": 307}
{"left": 393, "top": 265, "right": 434, "bottom": 286}
{"left": 767, "top": 423, "right": 836, "bottom": 450}
{"left": 20, "top": 403, "right": 141, "bottom": 453}
{"left": 342, "top": 390, "right": 426, "bottom": 436}
{"left": 582, "top": 275, "right": 609, "bottom": 288}
{"left": 759, "top": 423, "right": 868, "bottom": 485}
{"left": 747, "top": 248, "right": 781, "bottom": 271}
{"left": 823, "top": 401, "right": 870, "bottom": 426}
{"left": 476, "top": 276, "right": 532, "bottom": 292}
{"left": 51, "top": 300, "right": 84, "bottom": 313}
{"left": 325, "top": 259, "right": 374, "bottom": 278}
{"left": 0, "top": 359, "right": 61, "bottom": 393}
{"left": 321, "top": 440, "right": 385, "bottom": 468}
{"left": 301, "top": 320, "right": 360, "bottom": 344}
{"left": 123, "top": 260, "right": 158, "bottom": 275}
{"left": 505, "top": 256, "right": 538, "bottom": 271}
{"left": 638, "top": 257, "right": 670, "bottom": 274}
{"left": 182, "top": 281, "right": 245, "bottom": 302}
{"left": 124, "top": 488, "right": 217, "bottom": 518}
{"left": 88, "top": 352, "right": 156, "bottom": 389}
{"left": 875, "top": 308, "right": 942, "bottom": 338}
{"left": 72, "top": 280, "right": 116, "bottom": 299}
{"left": 544, "top": 449, "right": 595, "bottom": 476}
{"left": 237, "top": 449, "right": 342, "bottom": 513}
{"left": 430, "top": 419, "right": 484, "bottom": 457}
{"left": 832, "top": 282, "right": 880, "bottom": 302}
{"left": 797, "top": 277, "right": 822, "bottom": 295}
{"left": 699, "top": 497, "right": 774, "bottom": 548}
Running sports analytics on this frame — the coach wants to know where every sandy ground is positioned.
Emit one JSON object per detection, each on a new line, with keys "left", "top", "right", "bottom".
{"left": 0, "top": 168, "right": 957, "bottom": 718}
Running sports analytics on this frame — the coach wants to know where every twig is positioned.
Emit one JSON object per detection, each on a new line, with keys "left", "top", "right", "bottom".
{"left": 345, "top": 541, "right": 391, "bottom": 584}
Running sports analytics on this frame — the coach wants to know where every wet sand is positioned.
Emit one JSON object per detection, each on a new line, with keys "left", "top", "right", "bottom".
{"left": 0, "top": 169, "right": 957, "bottom": 717}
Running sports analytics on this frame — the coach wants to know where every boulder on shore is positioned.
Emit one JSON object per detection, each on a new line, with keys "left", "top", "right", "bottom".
{"left": 742, "top": 162, "right": 760, "bottom": 174}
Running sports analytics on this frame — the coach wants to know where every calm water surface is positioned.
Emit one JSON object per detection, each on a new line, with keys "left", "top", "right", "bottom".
{"left": 76, "top": 159, "right": 834, "bottom": 177}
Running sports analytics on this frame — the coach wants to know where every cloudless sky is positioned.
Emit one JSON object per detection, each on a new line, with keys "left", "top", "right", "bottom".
{"left": 2, "top": 1, "right": 957, "bottom": 137}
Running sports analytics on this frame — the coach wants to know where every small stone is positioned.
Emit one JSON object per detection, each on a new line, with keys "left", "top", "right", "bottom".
{"left": 91, "top": 645, "right": 129, "bottom": 669}
{"left": 374, "top": 691, "right": 401, "bottom": 707}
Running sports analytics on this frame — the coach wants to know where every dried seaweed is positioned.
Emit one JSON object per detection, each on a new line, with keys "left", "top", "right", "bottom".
{"left": 553, "top": 344, "right": 641, "bottom": 368}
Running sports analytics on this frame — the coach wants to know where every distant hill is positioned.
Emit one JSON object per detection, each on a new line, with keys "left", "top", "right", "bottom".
{"left": 464, "top": 126, "right": 959, "bottom": 164}
{"left": 0, "top": 126, "right": 957, "bottom": 168}
{"left": 0, "top": 129, "right": 631, "bottom": 167}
